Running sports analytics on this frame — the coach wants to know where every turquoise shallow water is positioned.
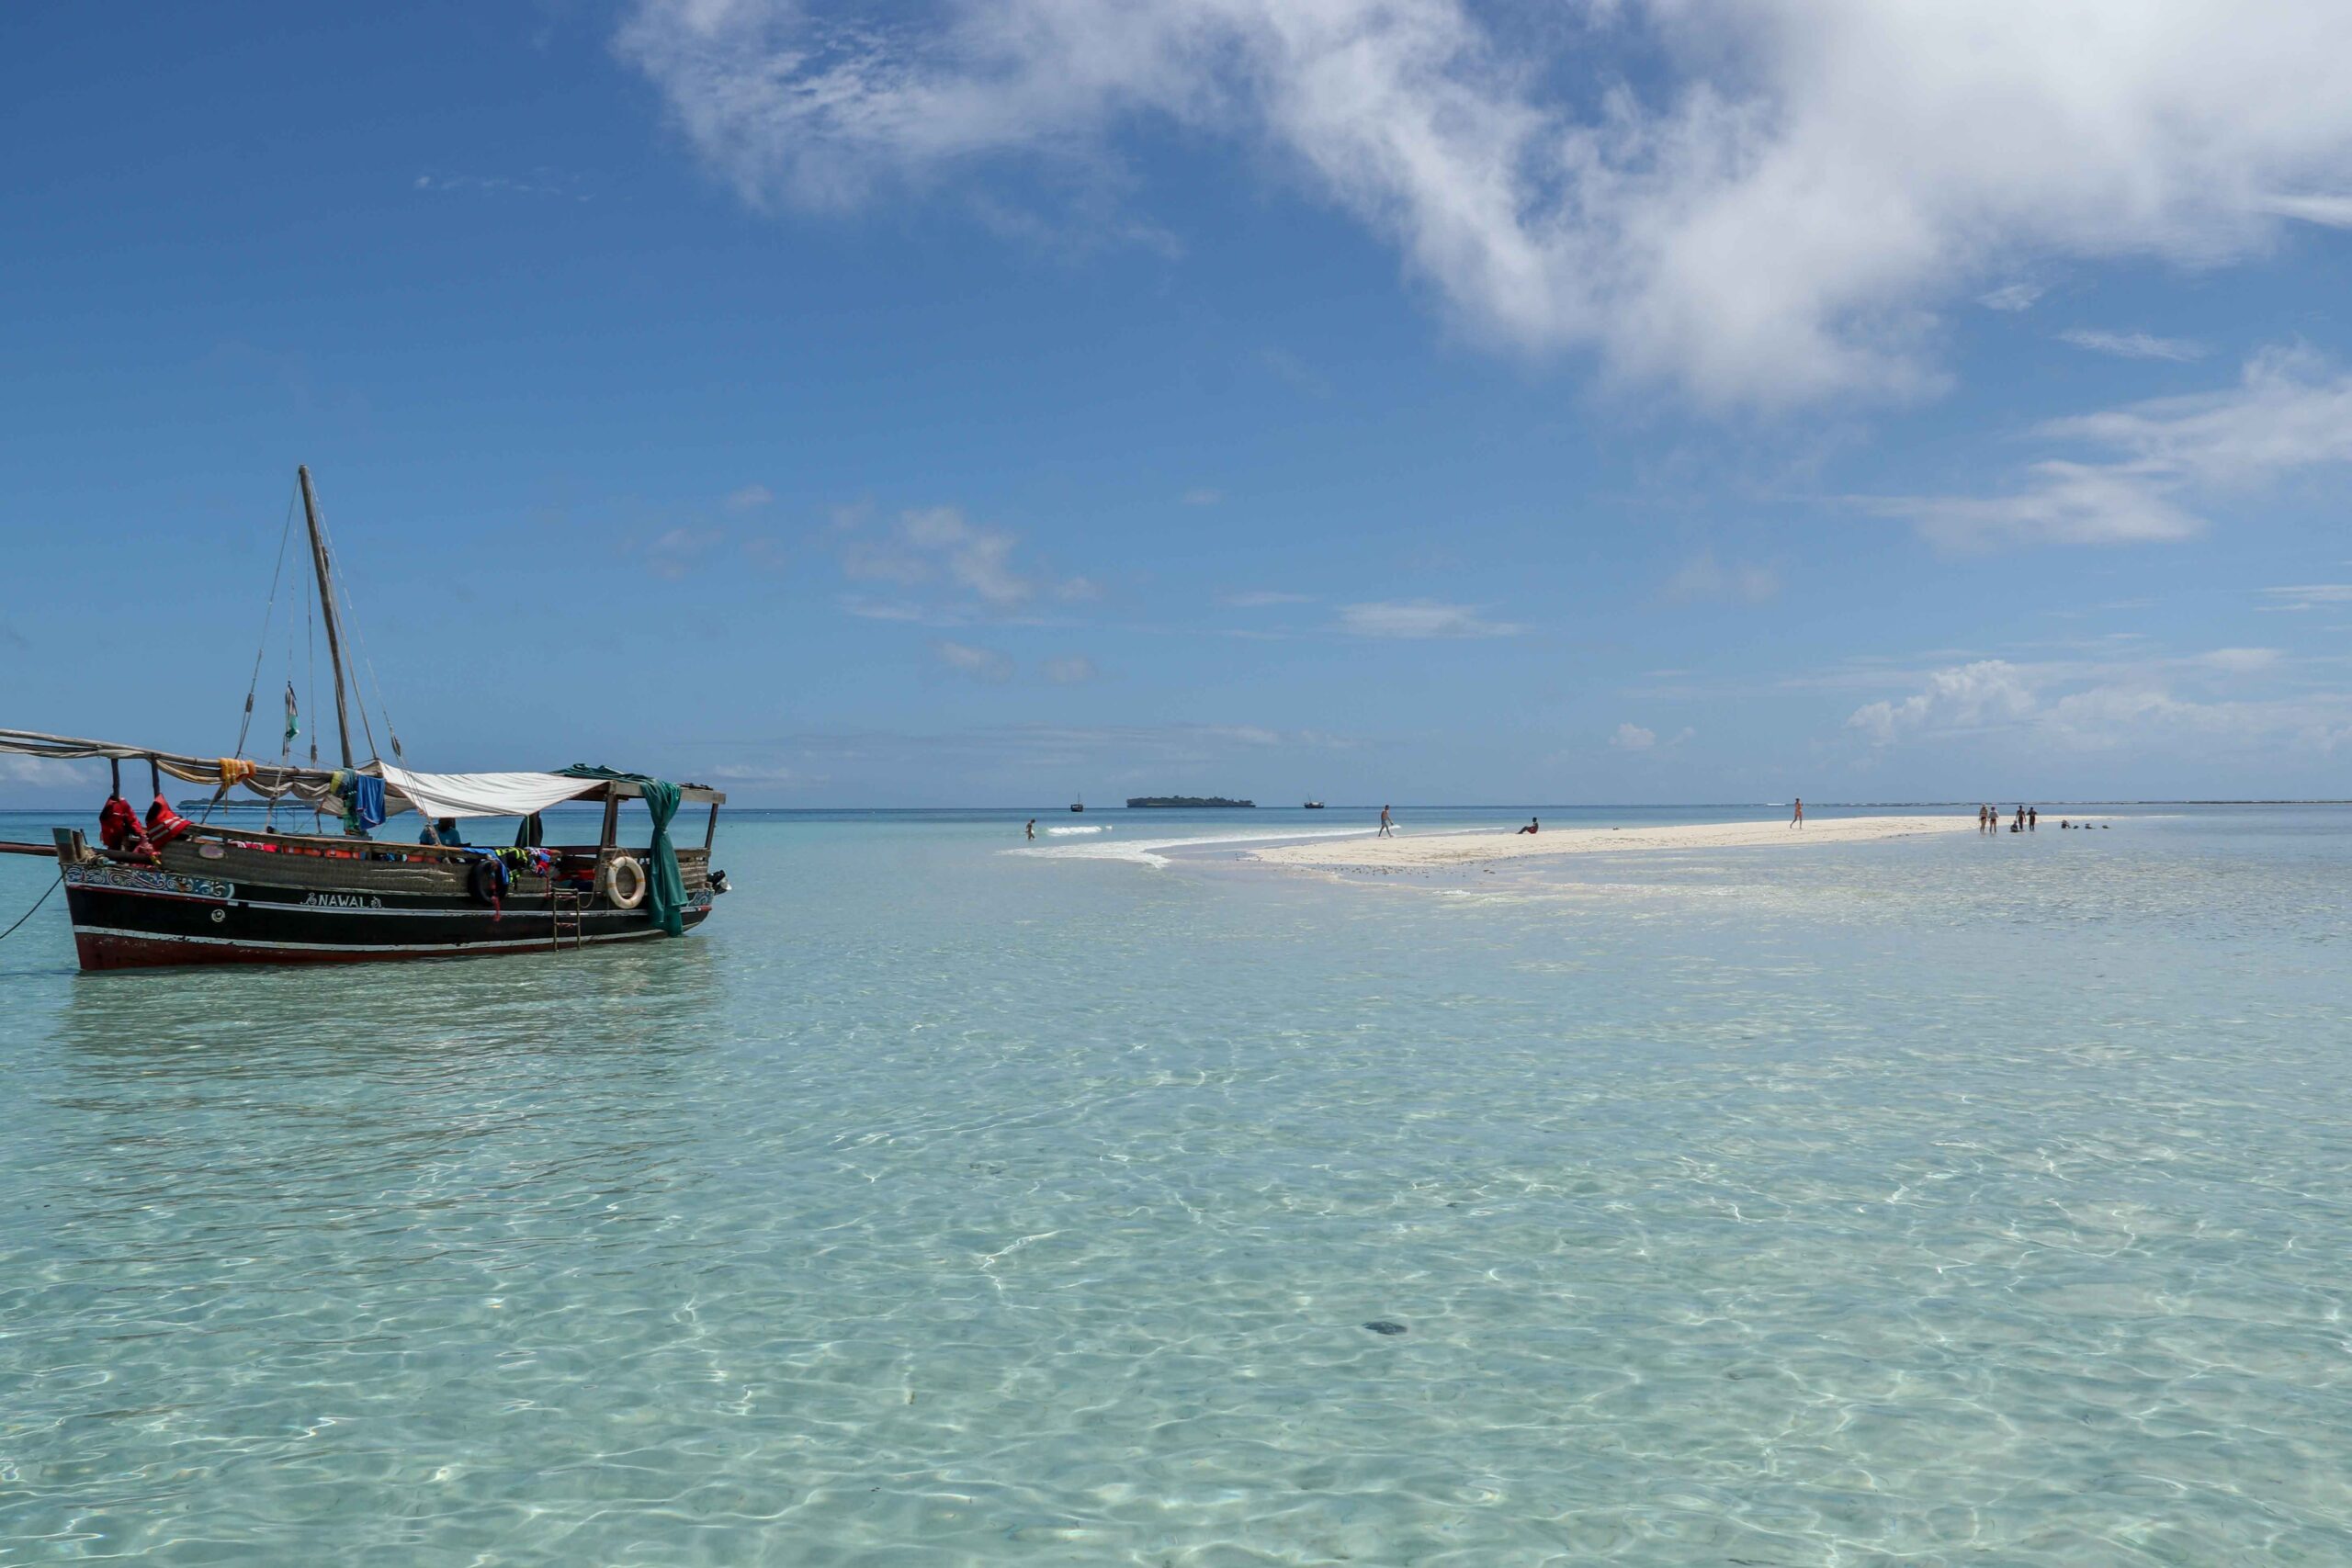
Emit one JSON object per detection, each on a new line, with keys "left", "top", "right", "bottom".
{"left": 2, "top": 804, "right": 2348, "bottom": 1564}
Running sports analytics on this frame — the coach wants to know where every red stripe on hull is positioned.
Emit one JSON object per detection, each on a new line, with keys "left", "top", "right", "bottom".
{"left": 72, "top": 924, "right": 688, "bottom": 971}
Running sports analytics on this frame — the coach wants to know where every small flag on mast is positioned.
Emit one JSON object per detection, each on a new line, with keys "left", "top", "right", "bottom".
{"left": 283, "top": 682, "right": 300, "bottom": 744}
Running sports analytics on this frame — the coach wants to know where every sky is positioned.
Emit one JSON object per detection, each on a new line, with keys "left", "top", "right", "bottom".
{"left": 4, "top": 1, "right": 2351, "bottom": 807}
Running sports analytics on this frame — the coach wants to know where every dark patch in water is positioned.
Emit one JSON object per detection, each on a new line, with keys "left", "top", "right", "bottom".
{"left": 1363, "top": 1320, "right": 1408, "bottom": 1336}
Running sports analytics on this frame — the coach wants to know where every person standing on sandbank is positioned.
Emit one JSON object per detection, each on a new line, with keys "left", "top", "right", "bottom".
{"left": 1378, "top": 805, "right": 1394, "bottom": 838}
{"left": 1790, "top": 797, "right": 1804, "bottom": 829}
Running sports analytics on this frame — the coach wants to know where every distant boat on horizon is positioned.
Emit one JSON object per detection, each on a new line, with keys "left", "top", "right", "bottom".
{"left": 1069, "top": 794, "right": 1083, "bottom": 813}
{"left": 1303, "top": 800, "right": 1324, "bottom": 809}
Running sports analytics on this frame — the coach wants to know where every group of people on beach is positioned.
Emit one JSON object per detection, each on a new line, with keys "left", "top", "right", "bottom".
{"left": 1978, "top": 804, "right": 2108, "bottom": 831}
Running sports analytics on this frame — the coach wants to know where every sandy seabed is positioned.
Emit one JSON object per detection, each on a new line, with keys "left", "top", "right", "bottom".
{"left": 1247, "top": 814, "right": 1980, "bottom": 874}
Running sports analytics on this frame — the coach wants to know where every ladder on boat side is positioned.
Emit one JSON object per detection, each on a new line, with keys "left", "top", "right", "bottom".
{"left": 548, "top": 888, "right": 585, "bottom": 951}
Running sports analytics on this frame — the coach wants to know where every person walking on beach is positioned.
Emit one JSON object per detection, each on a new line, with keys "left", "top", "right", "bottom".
{"left": 2028, "top": 806, "right": 2037, "bottom": 830}
{"left": 1378, "top": 805, "right": 1394, "bottom": 838}
{"left": 1790, "top": 797, "right": 1804, "bottom": 829}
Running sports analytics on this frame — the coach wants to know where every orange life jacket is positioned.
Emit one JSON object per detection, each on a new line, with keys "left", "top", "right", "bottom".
{"left": 145, "top": 794, "right": 195, "bottom": 848}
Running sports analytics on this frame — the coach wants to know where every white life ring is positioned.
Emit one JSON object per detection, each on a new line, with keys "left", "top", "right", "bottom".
{"left": 606, "top": 855, "right": 648, "bottom": 909}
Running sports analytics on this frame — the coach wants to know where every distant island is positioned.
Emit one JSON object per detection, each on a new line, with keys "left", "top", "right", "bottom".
{"left": 1126, "top": 796, "right": 1255, "bottom": 808}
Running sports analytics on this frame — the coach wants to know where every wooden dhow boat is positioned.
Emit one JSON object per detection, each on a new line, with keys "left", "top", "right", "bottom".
{"left": 0, "top": 468, "right": 727, "bottom": 971}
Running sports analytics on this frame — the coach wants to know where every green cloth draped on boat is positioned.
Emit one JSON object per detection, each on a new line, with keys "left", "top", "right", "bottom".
{"left": 558, "top": 765, "right": 687, "bottom": 936}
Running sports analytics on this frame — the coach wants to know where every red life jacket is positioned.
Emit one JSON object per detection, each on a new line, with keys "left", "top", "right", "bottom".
{"left": 145, "top": 794, "right": 195, "bottom": 848}
{"left": 99, "top": 794, "right": 157, "bottom": 860}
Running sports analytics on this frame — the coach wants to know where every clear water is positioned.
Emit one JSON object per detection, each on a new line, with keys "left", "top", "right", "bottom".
{"left": 3, "top": 804, "right": 2348, "bottom": 1564}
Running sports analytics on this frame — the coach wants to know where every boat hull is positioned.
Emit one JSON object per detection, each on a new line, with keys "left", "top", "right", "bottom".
{"left": 61, "top": 860, "right": 714, "bottom": 971}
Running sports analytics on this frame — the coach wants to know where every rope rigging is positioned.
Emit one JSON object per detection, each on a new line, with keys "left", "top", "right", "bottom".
{"left": 206, "top": 482, "right": 301, "bottom": 825}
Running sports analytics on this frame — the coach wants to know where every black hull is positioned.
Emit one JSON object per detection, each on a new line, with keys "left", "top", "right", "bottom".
{"left": 61, "top": 861, "right": 713, "bottom": 971}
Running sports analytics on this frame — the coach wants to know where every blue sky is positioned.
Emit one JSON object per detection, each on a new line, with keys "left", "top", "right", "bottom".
{"left": 4, "top": 2, "right": 2351, "bottom": 807}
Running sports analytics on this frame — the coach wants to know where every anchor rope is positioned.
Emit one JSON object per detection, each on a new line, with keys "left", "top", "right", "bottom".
{"left": 0, "top": 874, "right": 62, "bottom": 945}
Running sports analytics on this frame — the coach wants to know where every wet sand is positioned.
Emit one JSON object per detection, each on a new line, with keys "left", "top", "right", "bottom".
{"left": 1247, "top": 814, "right": 1977, "bottom": 873}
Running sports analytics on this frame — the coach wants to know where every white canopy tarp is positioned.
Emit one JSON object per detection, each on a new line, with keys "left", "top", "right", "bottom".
{"left": 379, "top": 764, "right": 603, "bottom": 821}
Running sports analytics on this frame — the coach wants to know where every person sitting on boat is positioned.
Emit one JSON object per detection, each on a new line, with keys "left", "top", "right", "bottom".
{"left": 419, "top": 816, "right": 465, "bottom": 848}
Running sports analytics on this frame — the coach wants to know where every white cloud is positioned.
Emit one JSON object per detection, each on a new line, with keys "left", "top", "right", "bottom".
{"left": 645, "top": 525, "right": 723, "bottom": 578}
{"left": 1182, "top": 488, "right": 1224, "bottom": 506}
{"left": 1664, "top": 550, "right": 1779, "bottom": 604}
{"left": 840, "top": 505, "right": 1088, "bottom": 617}
{"left": 903, "top": 507, "right": 1026, "bottom": 604}
{"left": 413, "top": 170, "right": 587, "bottom": 199}
{"left": 1846, "top": 651, "right": 2348, "bottom": 751}
{"left": 1610, "top": 721, "right": 1693, "bottom": 751}
{"left": 725, "top": 483, "right": 775, "bottom": 511}
{"left": 0, "top": 755, "right": 94, "bottom": 787}
{"left": 1259, "top": 348, "right": 1330, "bottom": 399}
{"left": 1866, "top": 347, "right": 2352, "bottom": 548}
{"left": 1848, "top": 660, "right": 2041, "bottom": 743}
{"left": 619, "top": 0, "right": 2352, "bottom": 408}
{"left": 2058, "top": 328, "right": 2204, "bottom": 362}
{"left": 1978, "top": 283, "right": 2044, "bottom": 312}
{"left": 1042, "top": 655, "right": 1098, "bottom": 684}
{"left": 1337, "top": 600, "right": 1523, "bottom": 638}
{"left": 841, "top": 596, "right": 930, "bottom": 622}
{"left": 1220, "top": 589, "right": 1312, "bottom": 608}
{"left": 2038, "top": 348, "right": 2352, "bottom": 483}
{"left": 2254, "top": 192, "right": 2352, "bottom": 228}
{"left": 934, "top": 639, "right": 1013, "bottom": 682}
{"left": 2260, "top": 583, "right": 2352, "bottom": 612}
{"left": 2192, "top": 647, "right": 2280, "bottom": 674}
{"left": 1871, "top": 461, "right": 2204, "bottom": 549}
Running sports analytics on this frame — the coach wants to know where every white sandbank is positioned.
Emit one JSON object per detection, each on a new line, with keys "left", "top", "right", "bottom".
{"left": 1247, "top": 814, "right": 1978, "bottom": 872}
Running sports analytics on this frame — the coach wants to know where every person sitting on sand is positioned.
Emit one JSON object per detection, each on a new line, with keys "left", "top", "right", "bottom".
{"left": 1517, "top": 817, "right": 1539, "bottom": 835}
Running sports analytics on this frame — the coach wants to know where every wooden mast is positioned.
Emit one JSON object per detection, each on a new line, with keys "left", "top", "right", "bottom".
{"left": 297, "top": 465, "right": 356, "bottom": 772}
